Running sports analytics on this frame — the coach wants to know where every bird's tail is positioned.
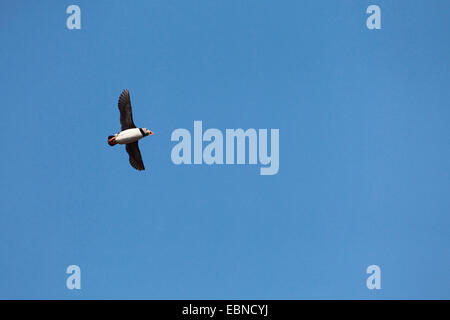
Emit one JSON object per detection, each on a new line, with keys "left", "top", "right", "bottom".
{"left": 107, "top": 135, "right": 117, "bottom": 146}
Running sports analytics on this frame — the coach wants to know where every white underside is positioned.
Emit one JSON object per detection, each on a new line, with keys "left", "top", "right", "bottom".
{"left": 115, "top": 128, "right": 143, "bottom": 144}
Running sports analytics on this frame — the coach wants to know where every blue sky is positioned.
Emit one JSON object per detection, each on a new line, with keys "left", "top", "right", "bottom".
{"left": 0, "top": 0, "right": 449, "bottom": 299}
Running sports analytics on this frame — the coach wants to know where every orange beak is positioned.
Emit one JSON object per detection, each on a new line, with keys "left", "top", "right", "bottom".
{"left": 108, "top": 137, "right": 117, "bottom": 146}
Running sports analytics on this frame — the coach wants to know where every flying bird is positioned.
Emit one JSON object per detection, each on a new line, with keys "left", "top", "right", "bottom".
{"left": 107, "top": 89, "right": 154, "bottom": 170}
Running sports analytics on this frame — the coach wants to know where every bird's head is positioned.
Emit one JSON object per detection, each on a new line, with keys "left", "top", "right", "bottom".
{"left": 142, "top": 128, "right": 155, "bottom": 136}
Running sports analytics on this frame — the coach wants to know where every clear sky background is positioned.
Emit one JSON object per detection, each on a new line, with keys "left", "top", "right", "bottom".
{"left": 0, "top": 0, "right": 449, "bottom": 299}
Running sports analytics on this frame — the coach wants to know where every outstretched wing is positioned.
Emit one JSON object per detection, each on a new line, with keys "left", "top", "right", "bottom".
{"left": 126, "top": 142, "right": 145, "bottom": 170}
{"left": 118, "top": 89, "right": 136, "bottom": 130}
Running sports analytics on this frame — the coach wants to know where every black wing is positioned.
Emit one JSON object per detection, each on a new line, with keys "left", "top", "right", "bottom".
{"left": 118, "top": 89, "right": 136, "bottom": 130}
{"left": 126, "top": 142, "right": 145, "bottom": 170}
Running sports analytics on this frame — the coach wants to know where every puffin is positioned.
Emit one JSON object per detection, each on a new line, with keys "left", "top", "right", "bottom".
{"left": 107, "top": 89, "right": 154, "bottom": 170}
